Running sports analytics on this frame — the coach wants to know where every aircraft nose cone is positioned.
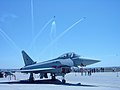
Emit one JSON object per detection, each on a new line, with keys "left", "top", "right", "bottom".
{"left": 73, "top": 57, "right": 100, "bottom": 67}
{"left": 82, "top": 59, "right": 100, "bottom": 66}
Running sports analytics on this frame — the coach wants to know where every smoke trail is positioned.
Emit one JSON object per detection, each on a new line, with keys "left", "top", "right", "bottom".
{"left": 31, "top": 0, "right": 34, "bottom": 38}
{"left": 28, "top": 18, "right": 53, "bottom": 50}
{"left": 50, "top": 20, "right": 56, "bottom": 41}
{"left": 50, "top": 19, "right": 57, "bottom": 58}
{"left": 40, "top": 17, "right": 86, "bottom": 55}
{"left": 0, "top": 28, "right": 20, "bottom": 52}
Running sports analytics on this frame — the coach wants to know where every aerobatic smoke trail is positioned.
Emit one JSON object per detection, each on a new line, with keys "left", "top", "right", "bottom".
{"left": 31, "top": 0, "right": 34, "bottom": 38}
{"left": 50, "top": 17, "right": 57, "bottom": 58}
{"left": 0, "top": 28, "right": 20, "bottom": 52}
{"left": 28, "top": 18, "right": 53, "bottom": 50}
{"left": 50, "top": 20, "right": 56, "bottom": 41}
{"left": 40, "top": 17, "right": 86, "bottom": 55}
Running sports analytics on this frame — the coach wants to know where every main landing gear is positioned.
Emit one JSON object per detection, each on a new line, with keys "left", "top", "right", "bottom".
{"left": 29, "top": 73, "right": 66, "bottom": 84}
{"left": 51, "top": 73, "right": 56, "bottom": 80}
{"left": 51, "top": 73, "right": 66, "bottom": 84}
{"left": 29, "top": 73, "right": 34, "bottom": 82}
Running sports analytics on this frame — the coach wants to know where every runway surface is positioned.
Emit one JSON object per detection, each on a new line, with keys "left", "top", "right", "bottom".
{"left": 0, "top": 72, "right": 120, "bottom": 90}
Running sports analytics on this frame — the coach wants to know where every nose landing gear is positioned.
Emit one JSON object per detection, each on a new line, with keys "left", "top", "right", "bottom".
{"left": 62, "top": 74, "right": 66, "bottom": 84}
{"left": 62, "top": 79, "right": 66, "bottom": 84}
{"left": 51, "top": 73, "right": 66, "bottom": 84}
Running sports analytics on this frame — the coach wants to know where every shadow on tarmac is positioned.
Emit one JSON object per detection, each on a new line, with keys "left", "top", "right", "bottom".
{"left": 0, "top": 79, "right": 97, "bottom": 87}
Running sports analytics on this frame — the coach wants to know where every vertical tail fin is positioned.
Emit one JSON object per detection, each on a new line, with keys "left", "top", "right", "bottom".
{"left": 22, "top": 50, "right": 36, "bottom": 66}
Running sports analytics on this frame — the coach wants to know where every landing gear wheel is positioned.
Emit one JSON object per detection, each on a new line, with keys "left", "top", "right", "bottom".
{"left": 29, "top": 77, "right": 34, "bottom": 82}
{"left": 29, "top": 73, "right": 34, "bottom": 82}
{"left": 62, "top": 79, "right": 66, "bottom": 84}
{"left": 52, "top": 76, "right": 56, "bottom": 81}
{"left": 51, "top": 73, "right": 56, "bottom": 81}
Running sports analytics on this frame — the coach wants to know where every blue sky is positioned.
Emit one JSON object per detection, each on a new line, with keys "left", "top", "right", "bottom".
{"left": 0, "top": 0, "right": 120, "bottom": 69}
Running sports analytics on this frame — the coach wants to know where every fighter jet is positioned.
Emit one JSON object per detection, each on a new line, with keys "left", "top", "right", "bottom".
{"left": 20, "top": 50, "right": 100, "bottom": 83}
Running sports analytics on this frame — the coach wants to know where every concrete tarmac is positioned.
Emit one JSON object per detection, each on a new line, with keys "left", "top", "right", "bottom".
{"left": 0, "top": 72, "right": 120, "bottom": 90}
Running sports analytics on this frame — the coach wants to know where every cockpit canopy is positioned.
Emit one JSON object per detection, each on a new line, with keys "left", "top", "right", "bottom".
{"left": 58, "top": 52, "right": 80, "bottom": 59}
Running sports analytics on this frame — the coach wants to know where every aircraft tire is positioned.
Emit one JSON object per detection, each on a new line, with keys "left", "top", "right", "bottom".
{"left": 62, "top": 79, "right": 66, "bottom": 84}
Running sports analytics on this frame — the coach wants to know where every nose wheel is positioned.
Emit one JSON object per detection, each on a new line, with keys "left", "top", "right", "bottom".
{"left": 62, "top": 74, "right": 66, "bottom": 84}
{"left": 62, "top": 79, "right": 66, "bottom": 84}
